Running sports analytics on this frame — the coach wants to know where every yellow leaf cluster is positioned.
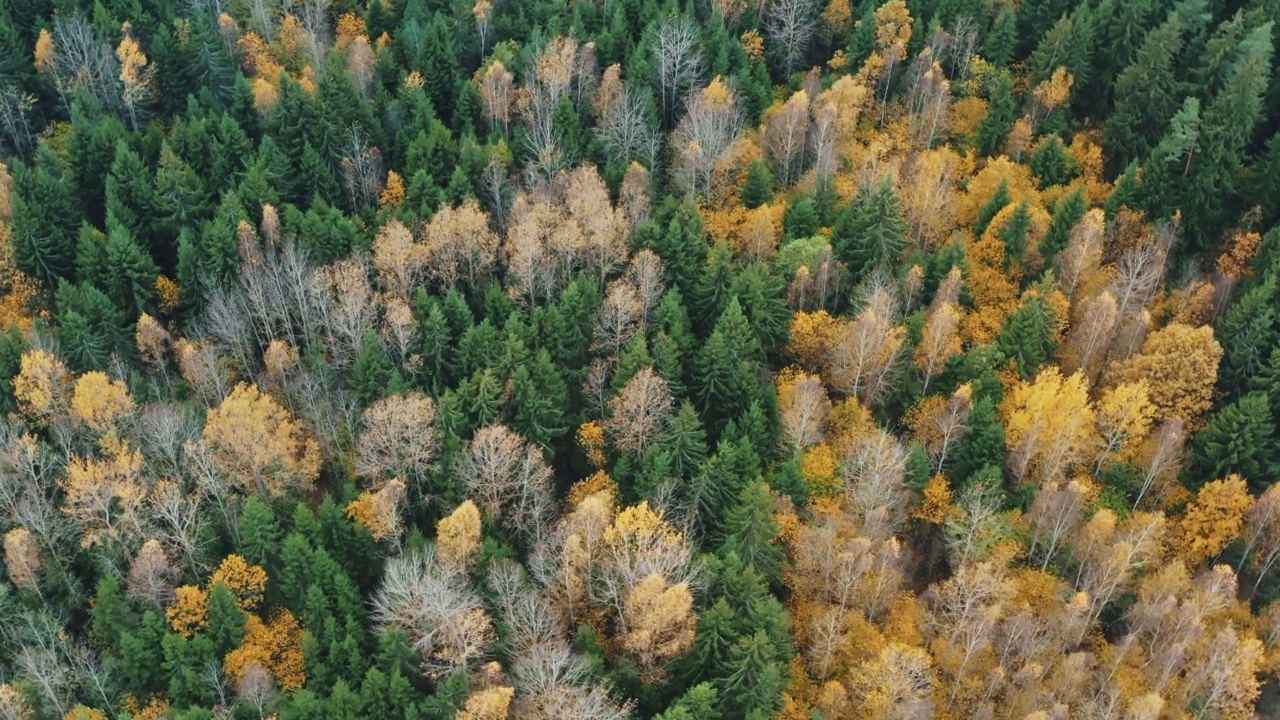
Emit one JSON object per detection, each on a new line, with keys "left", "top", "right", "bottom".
{"left": 437, "top": 500, "right": 483, "bottom": 569}
{"left": 619, "top": 573, "right": 696, "bottom": 681}
{"left": 912, "top": 474, "right": 952, "bottom": 524}
{"left": 380, "top": 170, "right": 405, "bottom": 208}
{"left": 14, "top": 349, "right": 70, "bottom": 422}
{"left": 61, "top": 707, "right": 106, "bottom": 720}
{"left": 167, "top": 585, "right": 210, "bottom": 638}
{"left": 200, "top": 383, "right": 320, "bottom": 497}
{"left": 457, "top": 686, "right": 514, "bottom": 720}
{"left": 1107, "top": 323, "right": 1222, "bottom": 428}
{"left": 800, "top": 444, "right": 841, "bottom": 498}
{"left": 346, "top": 478, "right": 407, "bottom": 541}
{"left": 1177, "top": 475, "right": 1252, "bottom": 567}
{"left": 788, "top": 310, "right": 840, "bottom": 373}
{"left": 1001, "top": 366, "right": 1096, "bottom": 483}
{"left": 120, "top": 696, "right": 168, "bottom": 720}
{"left": 210, "top": 555, "right": 267, "bottom": 612}
{"left": 740, "top": 30, "right": 764, "bottom": 62}
{"left": 577, "top": 420, "right": 608, "bottom": 468}
{"left": 335, "top": 13, "right": 367, "bottom": 51}
{"left": 70, "top": 372, "right": 134, "bottom": 434}
{"left": 3, "top": 527, "right": 42, "bottom": 588}
{"left": 34, "top": 30, "right": 56, "bottom": 75}
{"left": 568, "top": 470, "right": 618, "bottom": 507}
{"left": 224, "top": 610, "right": 306, "bottom": 691}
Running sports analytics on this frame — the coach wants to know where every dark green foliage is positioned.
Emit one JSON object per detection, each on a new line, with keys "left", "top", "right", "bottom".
{"left": 740, "top": 160, "right": 774, "bottom": 209}
{"left": 1187, "top": 392, "right": 1277, "bottom": 491}
{"left": 1028, "top": 136, "right": 1075, "bottom": 188}
{"left": 782, "top": 195, "right": 820, "bottom": 241}
{"left": 12, "top": 146, "right": 80, "bottom": 285}
{"left": 832, "top": 177, "right": 909, "bottom": 278}
{"left": 976, "top": 72, "right": 1018, "bottom": 158}
{"left": 1040, "top": 186, "right": 1087, "bottom": 258}
{"left": 973, "top": 180, "right": 1011, "bottom": 241}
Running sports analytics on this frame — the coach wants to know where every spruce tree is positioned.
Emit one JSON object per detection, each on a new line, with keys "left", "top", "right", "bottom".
{"left": 1217, "top": 276, "right": 1277, "bottom": 396}
{"left": 997, "top": 201, "right": 1033, "bottom": 267}
{"left": 832, "top": 177, "right": 908, "bottom": 278}
{"left": 1187, "top": 392, "right": 1277, "bottom": 492}
{"left": 11, "top": 146, "right": 80, "bottom": 286}
{"left": 740, "top": 160, "right": 774, "bottom": 209}
{"left": 1103, "top": 12, "right": 1186, "bottom": 171}
{"left": 973, "top": 179, "right": 1011, "bottom": 239}
{"left": 1040, "top": 186, "right": 1087, "bottom": 258}
{"left": 976, "top": 72, "right": 1018, "bottom": 158}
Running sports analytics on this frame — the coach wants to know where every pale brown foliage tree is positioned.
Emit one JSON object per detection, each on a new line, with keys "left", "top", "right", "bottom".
{"left": 606, "top": 367, "right": 674, "bottom": 456}
{"left": 373, "top": 547, "right": 496, "bottom": 678}
{"left": 422, "top": 200, "right": 499, "bottom": 289}
{"left": 460, "top": 425, "right": 555, "bottom": 544}
{"left": 354, "top": 392, "right": 438, "bottom": 494}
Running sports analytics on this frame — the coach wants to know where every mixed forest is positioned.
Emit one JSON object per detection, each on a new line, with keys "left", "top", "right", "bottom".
{"left": 1, "top": 0, "right": 1280, "bottom": 717}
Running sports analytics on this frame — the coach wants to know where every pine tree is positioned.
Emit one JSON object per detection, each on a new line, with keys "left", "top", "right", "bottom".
{"left": 740, "top": 160, "right": 774, "bottom": 209}
{"left": 997, "top": 201, "right": 1033, "bottom": 267}
{"left": 984, "top": 7, "right": 1018, "bottom": 66}
{"left": 105, "top": 140, "right": 157, "bottom": 259}
{"left": 832, "top": 177, "right": 908, "bottom": 277}
{"left": 1103, "top": 11, "right": 1186, "bottom": 172}
{"left": 721, "top": 631, "right": 788, "bottom": 719}
{"left": 1040, "top": 186, "right": 1087, "bottom": 258}
{"left": 102, "top": 224, "right": 160, "bottom": 317}
{"left": 994, "top": 296, "right": 1057, "bottom": 378}
{"left": 973, "top": 179, "right": 1011, "bottom": 240}
{"left": 976, "top": 72, "right": 1018, "bottom": 158}
{"left": 782, "top": 195, "right": 820, "bottom": 241}
{"left": 1187, "top": 392, "right": 1277, "bottom": 492}
{"left": 1218, "top": 276, "right": 1278, "bottom": 396}
{"left": 12, "top": 145, "right": 80, "bottom": 286}
{"left": 948, "top": 396, "right": 1007, "bottom": 484}
{"left": 353, "top": 331, "right": 398, "bottom": 405}
{"left": 719, "top": 481, "right": 785, "bottom": 582}
{"left": 1028, "top": 136, "right": 1074, "bottom": 188}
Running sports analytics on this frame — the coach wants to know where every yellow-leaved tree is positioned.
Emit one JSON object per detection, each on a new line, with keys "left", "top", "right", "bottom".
{"left": 437, "top": 500, "right": 483, "bottom": 570}
{"left": 1178, "top": 475, "right": 1253, "bottom": 567}
{"left": 223, "top": 610, "right": 306, "bottom": 691}
{"left": 1001, "top": 367, "right": 1096, "bottom": 484}
{"left": 199, "top": 383, "right": 320, "bottom": 497}
{"left": 1108, "top": 323, "right": 1222, "bottom": 428}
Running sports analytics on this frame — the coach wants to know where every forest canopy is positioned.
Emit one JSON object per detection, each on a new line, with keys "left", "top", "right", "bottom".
{"left": 0, "top": 0, "right": 1279, "bottom": 718}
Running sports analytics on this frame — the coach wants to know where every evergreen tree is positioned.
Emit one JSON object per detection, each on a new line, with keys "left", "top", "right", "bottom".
{"left": 996, "top": 201, "right": 1033, "bottom": 267}
{"left": 782, "top": 195, "right": 820, "bottom": 241}
{"left": 973, "top": 179, "right": 1011, "bottom": 240}
{"left": 352, "top": 331, "right": 399, "bottom": 405}
{"left": 984, "top": 7, "right": 1018, "bottom": 66}
{"left": 1040, "top": 186, "right": 1087, "bottom": 258}
{"left": 1187, "top": 392, "right": 1277, "bottom": 492}
{"left": 719, "top": 481, "right": 785, "bottom": 582}
{"left": 12, "top": 146, "right": 81, "bottom": 285}
{"left": 1103, "top": 11, "right": 1187, "bottom": 172}
{"left": 994, "top": 295, "right": 1057, "bottom": 378}
{"left": 1028, "top": 136, "right": 1074, "bottom": 188}
{"left": 976, "top": 71, "right": 1018, "bottom": 158}
{"left": 1218, "top": 276, "right": 1278, "bottom": 396}
{"left": 948, "top": 396, "right": 1007, "bottom": 484}
{"left": 740, "top": 160, "right": 774, "bottom": 209}
{"left": 832, "top": 177, "right": 908, "bottom": 278}
{"left": 102, "top": 223, "right": 160, "bottom": 316}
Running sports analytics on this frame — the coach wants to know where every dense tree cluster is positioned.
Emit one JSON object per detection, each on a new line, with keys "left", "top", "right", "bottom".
{"left": 0, "top": 0, "right": 1278, "bottom": 718}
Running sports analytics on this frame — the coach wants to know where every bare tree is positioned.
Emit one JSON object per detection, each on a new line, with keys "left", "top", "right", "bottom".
{"left": 597, "top": 83, "right": 662, "bottom": 168}
{"left": 653, "top": 17, "right": 705, "bottom": 126}
{"left": 373, "top": 547, "right": 495, "bottom": 678}
{"left": 0, "top": 83, "right": 36, "bottom": 158}
{"left": 764, "top": 90, "right": 810, "bottom": 185}
{"left": 460, "top": 425, "right": 555, "bottom": 544}
{"left": 340, "top": 126, "right": 386, "bottom": 211}
{"left": 354, "top": 392, "right": 439, "bottom": 495}
{"left": 607, "top": 368, "right": 674, "bottom": 456}
{"left": 763, "top": 0, "right": 817, "bottom": 76}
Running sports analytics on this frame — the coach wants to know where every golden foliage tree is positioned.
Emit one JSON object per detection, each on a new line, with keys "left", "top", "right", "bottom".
{"left": 1178, "top": 475, "right": 1252, "bottom": 567}
{"left": 1001, "top": 367, "right": 1095, "bottom": 484}
{"left": 69, "top": 372, "right": 134, "bottom": 436}
{"left": 3, "top": 527, "right": 42, "bottom": 588}
{"left": 1108, "top": 323, "right": 1223, "bottom": 428}
{"left": 13, "top": 349, "right": 70, "bottom": 424}
{"left": 224, "top": 610, "right": 306, "bottom": 691}
{"left": 437, "top": 500, "right": 483, "bottom": 569}
{"left": 167, "top": 585, "right": 210, "bottom": 637}
{"left": 200, "top": 383, "right": 320, "bottom": 497}
{"left": 617, "top": 573, "right": 696, "bottom": 681}
{"left": 457, "top": 686, "right": 515, "bottom": 720}
{"left": 210, "top": 554, "right": 267, "bottom": 612}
